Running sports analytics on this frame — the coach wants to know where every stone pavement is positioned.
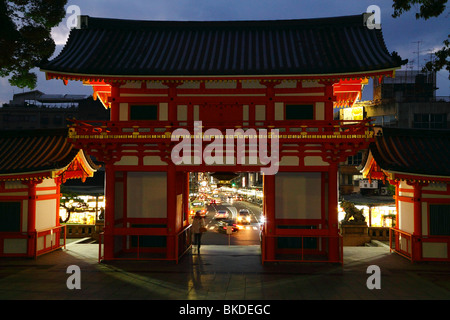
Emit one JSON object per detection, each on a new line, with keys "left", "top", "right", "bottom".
{"left": 0, "top": 241, "right": 449, "bottom": 302}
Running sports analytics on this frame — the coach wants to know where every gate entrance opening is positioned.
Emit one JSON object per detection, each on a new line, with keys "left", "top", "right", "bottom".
{"left": 98, "top": 166, "right": 344, "bottom": 264}
{"left": 189, "top": 172, "right": 263, "bottom": 249}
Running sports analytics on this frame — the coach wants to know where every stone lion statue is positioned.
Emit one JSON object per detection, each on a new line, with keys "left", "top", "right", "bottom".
{"left": 341, "top": 200, "right": 366, "bottom": 224}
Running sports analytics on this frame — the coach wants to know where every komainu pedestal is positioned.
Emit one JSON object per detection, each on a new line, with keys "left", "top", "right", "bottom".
{"left": 340, "top": 200, "right": 370, "bottom": 246}
{"left": 340, "top": 223, "right": 371, "bottom": 246}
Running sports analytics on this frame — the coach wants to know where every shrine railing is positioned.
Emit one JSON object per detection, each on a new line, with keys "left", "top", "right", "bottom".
{"left": 35, "top": 225, "right": 67, "bottom": 258}
{"left": 98, "top": 224, "right": 192, "bottom": 263}
{"left": 389, "top": 228, "right": 450, "bottom": 262}
{"left": 68, "top": 119, "right": 373, "bottom": 143}
{"left": 389, "top": 228, "right": 414, "bottom": 262}
{"left": 261, "top": 229, "right": 343, "bottom": 264}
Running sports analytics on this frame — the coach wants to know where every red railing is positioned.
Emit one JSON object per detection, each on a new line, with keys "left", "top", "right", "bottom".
{"left": 389, "top": 228, "right": 450, "bottom": 262}
{"left": 0, "top": 226, "right": 66, "bottom": 258}
{"left": 35, "top": 225, "right": 67, "bottom": 258}
{"left": 98, "top": 224, "right": 192, "bottom": 263}
{"left": 261, "top": 230, "right": 343, "bottom": 264}
{"left": 389, "top": 228, "right": 414, "bottom": 262}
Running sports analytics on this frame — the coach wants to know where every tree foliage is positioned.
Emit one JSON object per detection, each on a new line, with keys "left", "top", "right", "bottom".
{"left": 423, "top": 35, "right": 450, "bottom": 77}
{"left": 392, "top": 0, "right": 449, "bottom": 78}
{"left": 0, "top": 0, "right": 67, "bottom": 89}
{"left": 59, "top": 187, "right": 86, "bottom": 224}
{"left": 392, "top": 0, "right": 447, "bottom": 19}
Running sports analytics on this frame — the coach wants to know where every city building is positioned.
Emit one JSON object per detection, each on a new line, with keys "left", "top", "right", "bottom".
{"left": 367, "top": 70, "right": 448, "bottom": 129}
{"left": 338, "top": 69, "right": 449, "bottom": 196}
{"left": 39, "top": 13, "right": 404, "bottom": 263}
{"left": 0, "top": 90, "right": 109, "bottom": 130}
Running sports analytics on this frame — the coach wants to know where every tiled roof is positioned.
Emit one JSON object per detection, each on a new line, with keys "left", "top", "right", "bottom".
{"left": 40, "top": 14, "right": 404, "bottom": 78}
{"left": 0, "top": 128, "right": 95, "bottom": 176}
{"left": 368, "top": 128, "right": 450, "bottom": 177}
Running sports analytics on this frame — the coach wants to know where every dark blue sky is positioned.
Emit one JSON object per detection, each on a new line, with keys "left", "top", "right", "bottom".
{"left": 1, "top": 0, "right": 448, "bottom": 104}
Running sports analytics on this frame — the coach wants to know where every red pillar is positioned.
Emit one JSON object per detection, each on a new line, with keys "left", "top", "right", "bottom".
{"left": 327, "top": 164, "right": 340, "bottom": 262}
{"left": 390, "top": 179, "right": 400, "bottom": 250}
{"left": 263, "top": 173, "right": 276, "bottom": 261}
{"left": 167, "top": 83, "right": 178, "bottom": 123}
{"left": 412, "top": 182, "right": 424, "bottom": 261}
{"left": 323, "top": 81, "right": 336, "bottom": 121}
{"left": 26, "top": 181, "right": 38, "bottom": 257}
{"left": 183, "top": 172, "right": 190, "bottom": 225}
{"left": 394, "top": 182, "right": 399, "bottom": 229}
{"left": 110, "top": 83, "right": 120, "bottom": 121}
{"left": 103, "top": 164, "right": 115, "bottom": 260}
{"left": 55, "top": 178, "right": 61, "bottom": 226}
{"left": 166, "top": 164, "right": 176, "bottom": 260}
{"left": 54, "top": 177, "right": 62, "bottom": 246}
{"left": 413, "top": 183, "right": 423, "bottom": 235}
{"left": 262, "top": 81, "right": 276, "bottom": 123}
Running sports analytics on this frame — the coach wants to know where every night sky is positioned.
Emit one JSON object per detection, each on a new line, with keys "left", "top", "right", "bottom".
{"left": 1, "top": 0, "right": 448, "bottom": 105}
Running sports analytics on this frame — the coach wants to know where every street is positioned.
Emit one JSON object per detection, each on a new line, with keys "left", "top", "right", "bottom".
{"left": 200, "top": 196, "right": 263, "bottom": 246}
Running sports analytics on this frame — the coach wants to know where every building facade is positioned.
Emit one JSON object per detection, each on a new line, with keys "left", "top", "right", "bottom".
{"left": 361, "top": 127, "right": 450, "bottom": 262}
{"left": 0, "top": 91, "right": 109, "bottom": 130}
{"left": 40, "top": 14, "right": 404, "bottom": 263}
{"left": 0, "top": 129, "right": 97, "bottom": 257}
{"left": 367, "top": 70, "right": 449, "bottom": 129}
{"left": 338, "top": 69, "right": 449, "bottom": 195}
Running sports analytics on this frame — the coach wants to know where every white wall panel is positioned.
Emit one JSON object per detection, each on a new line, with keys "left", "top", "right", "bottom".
{"left": 36, "top": 199, "right": 56, "bottom": 230}
{"left": 127, "top": 172, "right": 167, "bottom": 218}
{"left": 275, "top": 172, "right": 322, "bottom": 220}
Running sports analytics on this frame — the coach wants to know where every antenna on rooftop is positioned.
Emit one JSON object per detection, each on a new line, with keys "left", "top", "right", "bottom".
{"left": 412, "top": 40, "right": 423, "bottom": 71}
{"left": 425, "top": 49, "right": 436, "bottom": 66}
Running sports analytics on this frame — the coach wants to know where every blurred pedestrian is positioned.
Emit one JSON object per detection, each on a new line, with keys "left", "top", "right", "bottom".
{"left": 192, "top": 211, "right": 206, "bottom": 254}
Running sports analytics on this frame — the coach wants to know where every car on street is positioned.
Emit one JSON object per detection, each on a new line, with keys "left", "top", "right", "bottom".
{"left": 215, "top": 209, "right": 229, "bottom": 219}
{"left": 190, "top": 200, "right": 207, "bottom": 217}
{"left": 237, "top": 209, "right": 251, "bottom": 224}
{"left": 217, "top": 219, "right": 239, "bottom": 233}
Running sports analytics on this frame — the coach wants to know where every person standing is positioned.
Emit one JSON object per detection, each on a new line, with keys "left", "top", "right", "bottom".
{"left": 192, "top": 211, "right": 206, "bottom": 254}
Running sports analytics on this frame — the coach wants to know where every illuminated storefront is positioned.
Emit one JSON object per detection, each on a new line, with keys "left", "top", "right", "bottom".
{"left": 59, "top": 195, "right": 105, "bottom": 225}
{"left": 338, "top": 203, "right": 396, "bottom": 227}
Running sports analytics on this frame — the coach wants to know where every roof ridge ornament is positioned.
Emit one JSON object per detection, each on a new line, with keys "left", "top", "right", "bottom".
{"left": 77, "top": 15, "right": 89, "bottom": 29}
